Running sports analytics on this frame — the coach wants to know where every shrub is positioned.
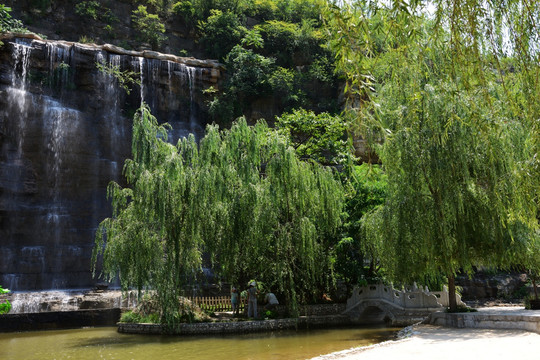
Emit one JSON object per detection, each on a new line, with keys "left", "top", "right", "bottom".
{"left": 78, "top": 35, "right": 96, "bottom": 44}
{"left": 172, "top": 0, "right": 195, "bottom": 24}
{"left": 198, "top": 10, "right": 246, "bottom": 60}
{"left": 132, "top": 5, "right": 166, "bottom": 49}
{"left": 0, "top": 5, "right": 26, "bottom": 34}
{"left": 75, "top": 1, "right": 101, "bottom": 20}
{"left": 75, "top": 1, "right": 118, "bottom": 23}
{"left": 275, "top": 108, "right": 348, "bottom": 164}
{"left": 269, "top": 67, "right": 303, "bottom": 109}
{"left": 0, "top": 286, "right": 11, "bottom": 315}
{"left": 224, "top": 45, "right": 274, "bottom": 97}
{"left": 247, "top": 0, "right": 279, "bottom": 20}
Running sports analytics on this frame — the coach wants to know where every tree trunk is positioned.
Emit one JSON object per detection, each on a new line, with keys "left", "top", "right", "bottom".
{"left": 448, "top": 275, "right": 457, "bottom": 311}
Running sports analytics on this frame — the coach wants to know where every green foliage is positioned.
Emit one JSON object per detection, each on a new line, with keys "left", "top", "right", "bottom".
{"left": 140, "top": 0, "right": 172, "bottom": 15}
{"left": 75, "top": 1, "right": 118, "bottom": 23}
{"left": 172, "top": 0, "right": 195, "bottom": 24}
{"left": 246, "top": 0, "right": 320, "bottom": 23}
{"left": 324, "top": 1, "right": 539, "bottom": 310}
{"left": 208, "top": 44, "right": 274, "bottom": 122}
{"left": 78, "top": 35, "right": 96, "bottom": 44}
{"left": 0, "top": 286, "right": 11, "bottom": 315}
{"left": 198, "top": 9, "right": 246, "bottom": 60}
{"left": 75, "top": 1, "right": 101, "bottom": 20}
{"left": 0, "top": 5, "right": 26, "bottom": 34}
{"left": 269, "top": 67, "right": 298, "bottom": 108}
{"left": 120, "top": 310, "right": 160, "bottom": 323}
{"left": 94, "top": 104, "right": 344, "bottom": 323}
{"left": 275, "top": 108, "right": 349, "bottom": 165}
{"left": 96, "top": 61, "right": 141, "bottom": 95}
{"left": 263, "top": 309, "right": 278, "bottom": 319}
{"left": 335, "top": 164, "right": 387, "bottom": 285}
{"left": 255, "top": 19, "right": 324, "bottom": 67}
{"left": 241, "top": 29, "right": 264, "bottom": 49}
{"left": 132, "top": 5, "right": 166, "bottom": 49}
{"left": 224, "top": 45, "right": 274, "bottom": 97}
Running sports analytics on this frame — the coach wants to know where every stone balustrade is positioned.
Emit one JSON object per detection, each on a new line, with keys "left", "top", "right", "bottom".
{"left": 344, "top": 283, "right": 466, "bottom": 326}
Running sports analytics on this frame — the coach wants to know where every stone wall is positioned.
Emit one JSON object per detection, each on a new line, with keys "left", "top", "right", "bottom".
{"left": 0, "top": 309, "right": 121, "bottom": 332}
{"left": 118, "top": 303, "right": 350, "bottom": 335}
{"left": 118, "top": 315, "right": 353, "bottom": 335}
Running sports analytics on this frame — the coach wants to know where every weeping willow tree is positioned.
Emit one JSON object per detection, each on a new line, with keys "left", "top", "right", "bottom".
{"left": 324, "top": 0, "right": 539, "bottom": 310}
{"left": 93, "top": 104, "right": 343, "bottom": 324}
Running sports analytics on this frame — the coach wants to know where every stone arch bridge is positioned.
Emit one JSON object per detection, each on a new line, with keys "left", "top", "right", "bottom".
{"left": 344, "top": 284, "right": 465, "bottom": 326}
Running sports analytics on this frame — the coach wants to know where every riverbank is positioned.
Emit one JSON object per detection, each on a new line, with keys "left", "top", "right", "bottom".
{"left": 312, "top": 324, "right": 540, "bottom": 360}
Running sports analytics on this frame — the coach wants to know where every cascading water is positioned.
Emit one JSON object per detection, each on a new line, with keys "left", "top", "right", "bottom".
{"left": 6, "top": 289, "right": 139, "bottom": 313}
{"left": 8, "top": 40, "right": 32, "bottom": 156}
{"left": 0, "top": 35, "right": 219, "bottom": 294}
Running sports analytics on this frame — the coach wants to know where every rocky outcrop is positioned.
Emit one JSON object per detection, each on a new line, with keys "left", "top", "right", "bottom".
{"left": 456, "top": 272, "right": 528, "bottom": 301}
{"left": 0, "top": 35, "right": 221, "bottom": 290}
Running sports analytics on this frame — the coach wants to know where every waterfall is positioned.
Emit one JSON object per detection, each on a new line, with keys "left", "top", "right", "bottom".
{"left": 7, "top": 289, "right": 138, "bottom": 313}
{"left": 8, "top": 40, "right": 32, "bottom": 156}
{"left": 0, "top": 36, "right": 215, "bottom": 292}
{"left": 47, "top": 42, "right": 72, "bottom": 90}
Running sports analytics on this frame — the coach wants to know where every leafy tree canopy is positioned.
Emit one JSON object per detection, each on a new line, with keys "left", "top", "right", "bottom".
{"left": 94, "top": 104, "right": 344, "bottom": 325}
{"left": 323, "top": 0, "right": 540, "bottom": 309}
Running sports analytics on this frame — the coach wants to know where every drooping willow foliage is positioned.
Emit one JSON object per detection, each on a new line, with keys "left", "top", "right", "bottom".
{"left": 323, "top": 0, "right": 540, "bottom": 309}
{"left": 93, "top": 104, "right": 343, "bottom": 324}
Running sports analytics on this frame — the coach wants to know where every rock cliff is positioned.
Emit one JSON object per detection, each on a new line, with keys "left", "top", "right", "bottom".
{"left": 0, "top": 34, "right": 221, "bottom": 290}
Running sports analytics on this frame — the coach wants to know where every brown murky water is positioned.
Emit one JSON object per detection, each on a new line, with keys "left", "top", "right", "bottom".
{"left": 0, "top": 326, "right": 398, "bottom": 360}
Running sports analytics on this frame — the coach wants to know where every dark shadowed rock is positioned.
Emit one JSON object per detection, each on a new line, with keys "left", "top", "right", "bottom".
{"left": 0, "top": 35, "right": 221, "bottom": 290}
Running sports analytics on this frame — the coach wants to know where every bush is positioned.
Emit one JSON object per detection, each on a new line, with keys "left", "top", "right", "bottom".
{"left": 172, "top": 0, "right": 195, "bottom": 24}
{"left": 198, "top": 9, "right": 246, "bottom": 60}
{"left": 255, "top": 20, "right": 298, "bottom": 67}
{"left": 208, "top": 45, "right": 274, "bottom": 123}
{"left": 269, "top": 67, "right": 304, "bottom": 109}
{"left": 255, "top": 19, "right": 325, "bottom": 67}
{"left": 0, "top": 5, "right": 26, "bottom": 33}
{"left": 132, "top": 5, "right": 166, "bottom": 49}
{"left": 247, "top": 0, "right": 279, "bottom": 20}
{"left": 75, "top": 1, "right": 101, "bottom": 20}
{"left": 275, "top": 108, "right": 348, "bottom": 164}
{"left": 0, "top": 286, "right": 11, "bottom": 315}
{"left": 75, "top": 1, "right": 118, "bottom": 23}
{"left": 224, "top": 45, "right": 274, "bottom": 96}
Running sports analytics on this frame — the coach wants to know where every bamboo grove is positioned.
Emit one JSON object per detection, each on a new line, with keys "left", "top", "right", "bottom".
{"left": 93, "top": 104, "right": 344, "bottom": 325}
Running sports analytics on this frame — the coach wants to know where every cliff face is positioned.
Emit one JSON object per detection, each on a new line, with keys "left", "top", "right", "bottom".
{"left": 5, "top": 0, "right": 199, "bottom": 56}
{"left": 0, "top": 34, "right": 221, "bottom": 290}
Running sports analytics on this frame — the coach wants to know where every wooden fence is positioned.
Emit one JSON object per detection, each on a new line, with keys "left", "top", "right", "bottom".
{"left": 188, "top": 296, "right": 246, "bottom": 312}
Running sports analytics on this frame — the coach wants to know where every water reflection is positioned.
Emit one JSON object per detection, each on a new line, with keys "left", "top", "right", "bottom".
{"left": 0, "top": 326, "right": 398, "bottom": 360}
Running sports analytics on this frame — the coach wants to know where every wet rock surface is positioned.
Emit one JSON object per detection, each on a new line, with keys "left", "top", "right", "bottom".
{"left": 0, "top": 35, "right": 220, "bottom": 290}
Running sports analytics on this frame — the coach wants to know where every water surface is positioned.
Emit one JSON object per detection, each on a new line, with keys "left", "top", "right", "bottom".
{"left": 0, "top": 326, "right": 398, "bottom": 360}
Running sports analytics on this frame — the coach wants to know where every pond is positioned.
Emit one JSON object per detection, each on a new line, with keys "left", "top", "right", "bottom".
{"left": 0, "top": 326, "right": 398, "bottom": 360}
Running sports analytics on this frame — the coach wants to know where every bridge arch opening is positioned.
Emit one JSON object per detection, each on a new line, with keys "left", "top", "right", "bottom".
{"left": 359, "top": 305, "right": 391, "bottom": 325}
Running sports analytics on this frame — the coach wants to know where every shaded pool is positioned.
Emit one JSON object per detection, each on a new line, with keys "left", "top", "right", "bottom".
{"left": 0, "top": 326, "right": 399, "bottom": 360}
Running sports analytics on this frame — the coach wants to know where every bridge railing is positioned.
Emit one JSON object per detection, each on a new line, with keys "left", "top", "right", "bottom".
{"left": 346, "top": 283, "right": 463, "bottom": 312}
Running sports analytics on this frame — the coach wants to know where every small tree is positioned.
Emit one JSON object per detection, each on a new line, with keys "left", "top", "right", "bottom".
{"left": 198, "top": 10, "right": 246, "bottom": 60}
{"left": 131, "top": 5, "right": 166, "bottom": 49}
{"left": 0, "top": 286, "right": 11, "bottom": 314}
